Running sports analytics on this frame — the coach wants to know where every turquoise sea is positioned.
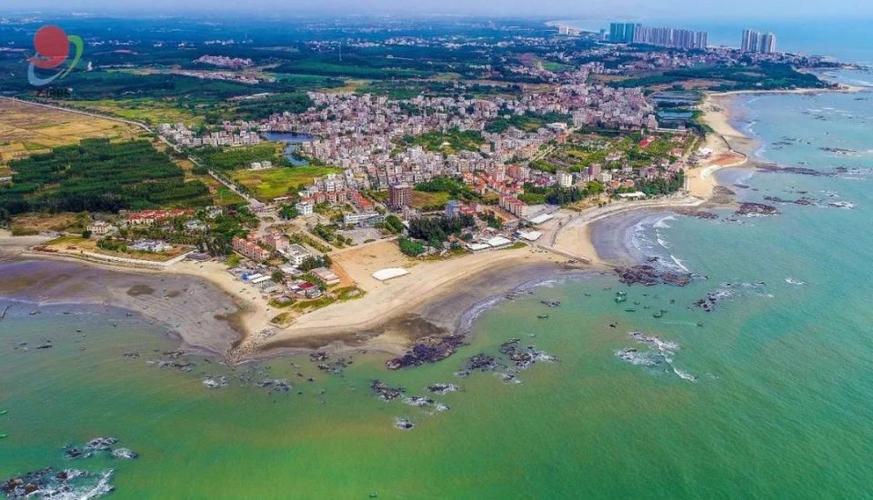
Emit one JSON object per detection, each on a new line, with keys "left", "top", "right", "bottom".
{"left": 3, "top": 42, "right": 873, "bottom": 500}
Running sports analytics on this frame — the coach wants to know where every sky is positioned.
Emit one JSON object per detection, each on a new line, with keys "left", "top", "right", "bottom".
{"left": 2, "top": 0, "right": 873, "bottom": 20}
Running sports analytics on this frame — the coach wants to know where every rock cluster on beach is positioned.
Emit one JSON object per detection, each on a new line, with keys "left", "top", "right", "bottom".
{"left": 385, "top": 335, "right": 465, "bottom": 370}
{"left": 614, "top": 265, "right": 691, "bottom": 287}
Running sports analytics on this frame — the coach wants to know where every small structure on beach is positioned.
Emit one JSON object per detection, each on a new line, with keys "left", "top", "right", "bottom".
{"left": 372, "top": 268, "right": 410, "bottom": 282}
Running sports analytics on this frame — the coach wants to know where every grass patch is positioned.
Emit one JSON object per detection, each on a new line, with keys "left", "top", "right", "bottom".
{"left": 231, "top": 166, "right": 342, "bottom": 201}
{"left": 400, "top": 128, "right": 484, "bottom": 155}
{"left": 411, "top": 190, "right": 451, "bottom": 211}
{"left": 67, "top": 98, "right": 204, "bottom": 127}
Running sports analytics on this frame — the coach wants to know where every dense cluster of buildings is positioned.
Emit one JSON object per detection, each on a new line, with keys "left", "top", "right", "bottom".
{"left": 741, "top": 30, "right": 778, "bottom": 54}
{"left": 609, "top": 22, "right": 708, "bottom": 50}
{"left": 159, "top": 123, "right": 261, "bottom": 148}
{"left": 195, "top": 55, "right": 254, "bottom": 69}
{"left": 255, "top": 84, "right": 657, "bottom": 195}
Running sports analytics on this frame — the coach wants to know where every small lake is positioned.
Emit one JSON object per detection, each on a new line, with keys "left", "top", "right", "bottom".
{"left": 264, "top": 132, "right": 314, "bottom": 166}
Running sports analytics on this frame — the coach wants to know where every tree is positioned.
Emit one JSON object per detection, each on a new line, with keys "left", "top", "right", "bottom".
{"left": 81, "top": 230, "right": 92, "bottom": 239}
{"left": 271, "top": 270, "right": 285, "bottom": 283}
{"left": 399, "top": 237, "right": 425, "bottom": 257}
{"left": 279, "top": 205, "right": 299, "bottom": 220}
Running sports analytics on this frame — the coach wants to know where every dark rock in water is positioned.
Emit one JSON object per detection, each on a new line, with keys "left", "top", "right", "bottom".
{"left": 122, "top": 352, "right": 140, "bottom": 359}
{"left": 393, "top": 417, "right": 414, "bottom": 430}
{"left": 763, "top": 195, "right": 816, "bottom": 206}
{"left": 309, "top": 351, "right": 329, "bottom": 362}
{"left": 85, "top": 437, "right": 118, "bottom": 452}
{"left": 147, "top": 351, "right": 195, "bottom": 372}
{"left": 371, "top": 380, "right": 404, "bottom": 401}
{"left": 427, "top": 383, "right": 460, "bottom": 395}
{"left": 111, "top": 448, "right": 138, "bottom": 460}
{"left": 202, "top": 376, "right": 229, "bottom": 389}
{"left": 540, "top": 300, "right": 561, "bottom": 308}
{"left": 35, "top": 343, "right": 53, "bottom": 350}
{"left": 735, "top": 202, "right": 779, "bottom": 216}
{"left": 257, "top": 379, "right": 291, "bottom": 393}
{"left": 675, "top": 208, "right": 719, "bottom": 220}
{"left": 615, "top": 265, "right": 691, "bottom": 287}
{"left": 317, "top": 358, "right": 349, "bottom": 375}
{"left": 385, "top": 335, "right": 465, "bottom": 370}
{"left": 466, "top": 353, "right": 497, "bottom": 372}
{"left": 757, "top": 164, "right": 826, "bottom": 177}
{"left": 1, "top": 468, "right": 114, "bottom": 499}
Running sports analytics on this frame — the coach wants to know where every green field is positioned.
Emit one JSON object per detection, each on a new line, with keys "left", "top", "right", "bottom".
{"left": 401, "top": 128, "right": 485, "bottom": 155}
{"left": 68, "top": 98, "right": 205, "bottom": 127}
{"left": 411, "top": 190, "right": 451, "bottom": 211}
{"left": 199, "top": 143, "right": 286, "bottom": 171}
{"left": 231, "top": 166, "right": 342, "bottom": 201}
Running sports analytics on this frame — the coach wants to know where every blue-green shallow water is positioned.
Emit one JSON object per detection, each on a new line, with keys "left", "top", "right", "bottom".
{"left": 3, "top": 89, "right": 873, "bottom": 498}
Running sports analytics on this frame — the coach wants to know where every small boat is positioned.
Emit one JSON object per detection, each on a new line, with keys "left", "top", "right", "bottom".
{"left": 0, "top": 434, "right": 7, "bottom": 439}
{"left": 0, "top": 410, "right": 7, "bottom": 416}
{"left": 537, "top": 315, "right": 549, "bottom": 320}
{"left": 653, "top": 311, "right": 664, "bottom": 319}
{"left": 624, "top": 309, "right": 637, "bottom": 313}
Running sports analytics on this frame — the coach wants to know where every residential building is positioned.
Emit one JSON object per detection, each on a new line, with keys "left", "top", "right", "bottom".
{"left": 232, "top": 237, "right": 271, "bottom": 262}
{"left": 87, "top": 221, "right": 115, "bottom": 237}
{"left": 389, "top": 183, "right": 412, "bottom": 209}
{"left": 445, "top": 199, "right": 461, "bottom": 218}
{"left": 295, "top": 201, "right": 314, "bottom": 216}
{"left": 282, "top": 244, "right": 312, "bottom": 267}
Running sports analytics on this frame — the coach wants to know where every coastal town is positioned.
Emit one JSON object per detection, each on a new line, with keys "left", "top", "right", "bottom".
{"left": 2, "top": 9, "right": 873, "bottom": 498}
{"left": 0, "top": 16, "right": 852, "bottom": 361}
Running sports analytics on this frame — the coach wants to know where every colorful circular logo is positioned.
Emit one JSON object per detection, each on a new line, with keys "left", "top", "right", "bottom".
{"left": 27, "top": 25, "right": 84, "bottom": 87}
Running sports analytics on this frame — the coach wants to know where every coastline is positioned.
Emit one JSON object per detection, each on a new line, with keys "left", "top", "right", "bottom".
{"left": 0, "top": 89, "right": 770, "bottom": 364}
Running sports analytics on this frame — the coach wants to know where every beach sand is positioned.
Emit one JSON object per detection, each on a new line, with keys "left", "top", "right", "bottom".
{"left": 245, "top": 241, "right": 569, "bottom": 358}
{"left": 0, "top": 258, "right": 242, "bottom": 356}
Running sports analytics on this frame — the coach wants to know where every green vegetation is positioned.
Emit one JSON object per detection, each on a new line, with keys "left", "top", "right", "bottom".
{"left": 401, "top": 128, "right": 485, "bottom": 155}
{"left": 634, "top": 171, "right": 685, "bottom": 196}
{"left": 382, "top": 214, "right": 405, "bottom": 234}
{"left": 197, "top": 143, "right": 284, "bottom": 171}
{"left": 611, "top": 63, "right": 830, "bottom": 92}
{"left": 230, "top": 166, "right": 342, "bottom": 201}
{"left": 399, "top": 237, "right": 426, "bottom": 257}
{"left": 411, "top": 190, "right": 451, "bottom": 211}
{"left": 485, "top": 111, "right": 571, "bottom": 133}
{"left": 231, "top": 93, "right": 314, "bottom": 120}
{"left": 279, "top": 204, "right": 300, "bottom": 220}
{"left": 523, "top": 181, "right": 605, "bottom": 206}
{"left": 407, "top": 214, "right": 475, "bottom": 248}
{"left": 67, "top": 98, "right": 204, "bottom": 127}
{"left": 0, "top": 139, "right": 210, "bottom": 215}
{"left": 415, "top": 176, "right": 480, "bottom": 202}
